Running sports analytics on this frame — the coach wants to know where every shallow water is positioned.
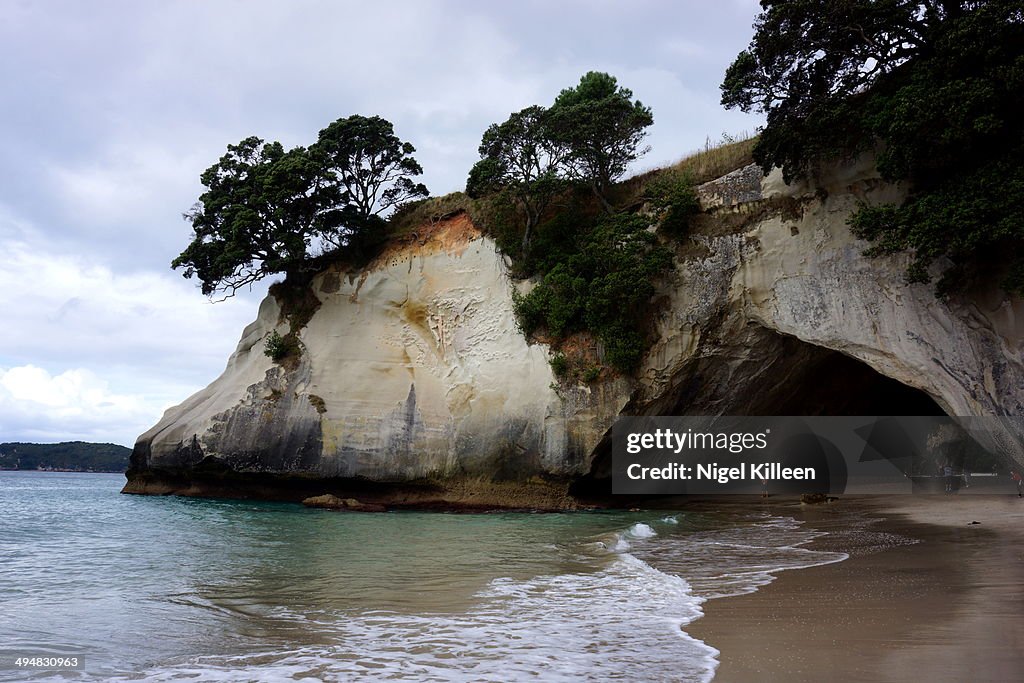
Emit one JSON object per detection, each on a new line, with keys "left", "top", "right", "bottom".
{"left": 0, "top": 471, "right": 847, "bottom": 681}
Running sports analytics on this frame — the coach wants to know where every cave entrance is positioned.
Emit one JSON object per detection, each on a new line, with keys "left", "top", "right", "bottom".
{"left": 571, "top": 326, "right": 946, "bottom": 499}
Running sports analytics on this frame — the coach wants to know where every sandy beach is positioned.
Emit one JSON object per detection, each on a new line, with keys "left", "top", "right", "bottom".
{"left": 689, "top": 495, "right": 1024, "bottom": 682}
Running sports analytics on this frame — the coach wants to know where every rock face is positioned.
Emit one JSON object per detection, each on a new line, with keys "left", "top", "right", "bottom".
{"left": 125, "top": 158, "right": 1024, "bottom": 506}
{"left": 636, "top": 157, "right": 1023, "bottom": 458}
{"left": 125, "top": 214, "right": 628, "bottom": 507}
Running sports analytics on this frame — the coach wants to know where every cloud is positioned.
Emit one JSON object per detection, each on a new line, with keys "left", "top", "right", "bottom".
{"left": 0, "top": 365, "right": 158, "bottom": 445}
{"left": 1, "top": 1, "right": 766, "bottom": 267}
{"left": 0, "top": 210, "right": 264, "bottom": 445}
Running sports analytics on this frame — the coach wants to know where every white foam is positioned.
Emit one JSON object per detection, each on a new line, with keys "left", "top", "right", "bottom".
{"left": 625, "top": 522, "right": 657, "bottom": 538}
{"left": 104, "top": 513, "right": 849, "bottom": 683}
{"left": 117, "top": 550, "right": 718, "bottom": 683}
{"left": 629, "top": 513, "right": 849, "bottom": 600}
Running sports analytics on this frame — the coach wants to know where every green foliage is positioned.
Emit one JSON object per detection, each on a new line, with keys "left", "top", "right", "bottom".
{"left": 466, "top": 105, "right": 567, "bottom": 253}
{"left": 850, "top": 152, "right": 1024, "bottom": 295}
{"left": 465, "top": 157, "right": 505, "bottom": 199}
{"left": 549, "top": 353, "right": 569, "bottom": 377}
{"left": 582, "top": 366, "right": 601, "bottom": 383}
{"left": 313, "top": 114, "right": 428, "bottom": 252}
{"left": 0, "top": 442, "right": 131, "bottom": 472}
{"left": 645, "top": 169, "right": 700, "bottom": 237}
{"left": 547, "top": 72, "right": 654, "bottom": 209}
{"left": 512, "top": 213, "right": 672, "bottom": 372}
{"left": 263, "top": 330, "right": 296, "bottom": 362}
{"left": 722, "top": 0, "right": 1024, "bottom": 293}
{"left": 472, "top": 189, "right": 523, "bottom": 261}
{"left": 467, "top": 72, "right": 653, "bottom": 257}
{"left": 172, "top": 137, "right": 335, "bottom": 297}
{"left": 174, "top": 116, "right": 428, "bottom": 297}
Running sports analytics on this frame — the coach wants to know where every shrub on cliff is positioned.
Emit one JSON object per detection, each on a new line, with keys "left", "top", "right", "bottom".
{"left": 722, "top": 0, "right": 1024, "bottom": 295}
{"left": 644, "top": 169, "right": 700, "bottom": 237}
{"left": 512, "top": 213, "right": 672, "bottom": 372}
{"left": 263, "top": 330, "right": 297, "bottom": 362}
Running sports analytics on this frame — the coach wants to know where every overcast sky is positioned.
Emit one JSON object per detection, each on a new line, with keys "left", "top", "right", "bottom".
{"left": 0, "top": 0, "right": 764, "bottom": 447}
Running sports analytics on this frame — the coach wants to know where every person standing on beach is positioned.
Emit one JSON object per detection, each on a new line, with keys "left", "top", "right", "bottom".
{"left": 944, "top": 464, "right": 955, "bottom": 493}
{"left": 1012, "top": 470, "right": 1023, "bottom": 497}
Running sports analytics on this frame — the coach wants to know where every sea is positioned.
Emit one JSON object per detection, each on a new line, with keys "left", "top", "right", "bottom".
{"left": 0, "top": 471, "right": 853, "bottom": 682}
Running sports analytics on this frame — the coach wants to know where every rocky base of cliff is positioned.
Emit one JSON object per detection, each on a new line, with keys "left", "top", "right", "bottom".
{"left": 122, "top": 460, "right": 584, "bottom": 511}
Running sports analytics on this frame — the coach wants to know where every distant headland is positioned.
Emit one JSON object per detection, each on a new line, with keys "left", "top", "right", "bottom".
{"left": 0, "top": 442, "right": 130, "bottom": 473}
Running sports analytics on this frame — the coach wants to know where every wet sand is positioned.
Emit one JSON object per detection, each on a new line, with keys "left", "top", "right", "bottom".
{"left": 688, "top": 495, "right": 1024, "bottom": 682}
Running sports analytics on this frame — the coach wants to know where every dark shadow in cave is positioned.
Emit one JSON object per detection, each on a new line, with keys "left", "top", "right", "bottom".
{"left": 570, "top": 327, "right": 946, "bottom": 501}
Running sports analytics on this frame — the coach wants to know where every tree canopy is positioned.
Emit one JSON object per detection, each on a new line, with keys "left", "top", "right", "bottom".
{"left": 547, "top": 71, "right": 653, "bottom": 209}
{"left": 314, "top": 115, "right": 428, "bottom": 247}
{"left": 466, "top": 72, "right": 653, "bottom": 252}
{"left": 722, "top": 0, "right": 1024, "bottom": 294}
{"left": 172, "top": 137, "right": 337, "bottom": 297}
{"left": 173, "top": 116, "right": 427, "bottom": 297}
{"left": 465, "top": 105, "right": 566, "bottom": 250}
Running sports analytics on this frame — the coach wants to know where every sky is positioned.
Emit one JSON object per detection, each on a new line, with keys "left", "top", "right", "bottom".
{"left": 0, "top": 0, "right": 764, "bottom": 447}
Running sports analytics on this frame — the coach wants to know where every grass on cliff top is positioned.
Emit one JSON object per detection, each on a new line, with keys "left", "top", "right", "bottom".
{"left": 613, "top": 132, "right": 757, "bottom": 209}
{"left": 387, "top": 192, "right": 476, "bottom": 238}
{"left": 389, "top": 133, "right": 758, "bottom": 239}
{"left": 670, "top": 133, "right": 758, "bottom": 185}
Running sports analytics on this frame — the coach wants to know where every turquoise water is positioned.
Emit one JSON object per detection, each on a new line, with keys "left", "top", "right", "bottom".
{"left": 0, "top": 472, "right": 847, "bottom": 681}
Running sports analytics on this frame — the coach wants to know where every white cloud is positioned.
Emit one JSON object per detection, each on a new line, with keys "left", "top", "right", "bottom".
{"left": 1, "top": 365, "right": 113, "bottom": 408}
{"left": 0, "top": 365, "right": 159, "bottom": 445}
{"left": 0, "top": 212, "right": 264, "bottom": 445}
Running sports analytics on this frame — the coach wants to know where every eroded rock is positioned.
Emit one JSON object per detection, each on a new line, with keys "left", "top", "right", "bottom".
{"left": 125, "top": 157, "right": 1024, "bottom": 506}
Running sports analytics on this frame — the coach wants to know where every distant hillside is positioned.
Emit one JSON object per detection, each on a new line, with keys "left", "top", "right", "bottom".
{"left": 0, "top": 442, "right": 131, "bottom": 472}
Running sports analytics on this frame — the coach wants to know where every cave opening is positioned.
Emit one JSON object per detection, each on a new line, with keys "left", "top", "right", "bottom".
{"left": 571, "top": 327, "right": 946, "bottom": 499}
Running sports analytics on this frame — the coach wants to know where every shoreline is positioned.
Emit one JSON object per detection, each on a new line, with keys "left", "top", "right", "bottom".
{"left": 687, "top": 495, "right": 1024, "bottom": 682}
{"left": 0, "top": 469, "right": 124, "bottom": 474}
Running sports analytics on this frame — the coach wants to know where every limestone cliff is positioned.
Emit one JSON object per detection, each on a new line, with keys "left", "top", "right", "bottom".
{"left": 125, "top": 157, "right": 1024, "bottom": 506}
{"left": 125, "top": 214, "right": 630, "bottom": 507}
{"left": 634, "top": 154, "right": 1023, "bottom": 468}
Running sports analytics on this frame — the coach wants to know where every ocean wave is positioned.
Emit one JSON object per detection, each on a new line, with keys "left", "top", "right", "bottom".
{"left": 624, "top": 522, "right": 657, "bottom": 539}
{"left": 104, "top": 513, "right": 847, "bottom": 682}
{"left": 115, "top": 547, "right": 717, "bottom": 682}
{"left": 630, "top": 513, "right": 849, "bottom": 600}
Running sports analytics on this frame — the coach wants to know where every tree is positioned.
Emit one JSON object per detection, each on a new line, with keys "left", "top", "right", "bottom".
{"left": 722, "top": 1, "right": 1024, "bottom": 294}
{"left": 174, "top": 116, "right": 429, "bottom": 297}
{"left": 466, "top": 105, "right": 566, "bottom": 252}
{"left": 312, "top": 115, "right": 428, "bottom": 249}
{"left": 547, "top": 71, "right": 653, "bottom": 210}
{"left": 172, "top": 137, "right": 339, "bottom": 297}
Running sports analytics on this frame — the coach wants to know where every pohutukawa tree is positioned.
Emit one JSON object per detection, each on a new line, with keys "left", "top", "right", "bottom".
{"left": 466, "top": 72, "right": 654, "bottom": 253}
{"left": 722, "top": 0, "right": 1024, "bottom": 294}
{"left": 173, "top": 116, "right": 428, "bottom": 297}
{"left": 546, "top": 71, "right": 653, "bottom": 210}
{"left": 172, "top": 137, "right": 339, "bottom": 297}
{"left": 466, "top": 105, "right": 567, "bottom": 251}
{"left": 312, "top": 115, "right": 428, "bottom": 248}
